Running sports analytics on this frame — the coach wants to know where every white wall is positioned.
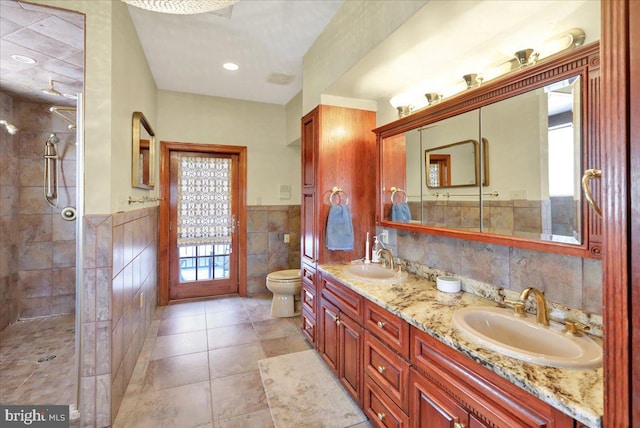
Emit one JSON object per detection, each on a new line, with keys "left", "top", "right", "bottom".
{"left": 285, "top": 91, "right": 302, "bottom": 146}
{"left": 302, "top": 0, "right": 427, "bottom": 114}
{"left": 111, "top": 1, "right": 158, "bottom": 212}
{"left": 29, "top": 0, "right": 158, "bottom": 215}
{"left": 157, "top": 90, "right": 300, "bottom": 206}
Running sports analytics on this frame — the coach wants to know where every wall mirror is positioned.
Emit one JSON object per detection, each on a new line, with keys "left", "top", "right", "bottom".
{"left": 425, "top": 139, "right": 487, "bottom": 188}
{"left": 375, "top": 43, "right": 602, "bottom": 258}
{"left": 132, "top": 111, "right": 155, "bottom": 189}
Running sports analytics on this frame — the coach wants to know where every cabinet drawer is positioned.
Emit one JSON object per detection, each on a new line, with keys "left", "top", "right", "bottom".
{"left": 364, "top": 331, "right": 410, "bottom": 413}
{"left": 302, "top": 263, "right": 316, "bottom": 287}
{"left": 301, "top": 309, "right": 316, "bottom": 345}
{"left": 320, "top": 275, "right": 364, "bottom": 324}
{"left": 410, "top": 326, "right": 575, "bottom": 427}
{"left": 364, "top": 375, "right": 409, "bottom": 428}
{"left": 364, "top": 300, "right": 410, "bottom": 358}
{"left": 301, "top": 282, "right": 316, "bottom": 317}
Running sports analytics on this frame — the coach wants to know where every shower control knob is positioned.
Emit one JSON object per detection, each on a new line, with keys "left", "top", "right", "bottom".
{"left": 61, "top": 206, "right": 77, "bottom": 221}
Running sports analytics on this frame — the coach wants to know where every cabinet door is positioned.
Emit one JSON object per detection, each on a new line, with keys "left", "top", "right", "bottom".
{"left": 410, "top": 368, "right": 469, "bottom": 428}
{"left": 301, "top": 108, "right": 317, "bottom": 188}
{"left": 339, "top": 312, "right": 364, "bottom": 406}
{"left": 301, "top": 191, "right": 316, "bottom": 264}
{"left": 318, "top": 298, "right": 340, "bottom": 374}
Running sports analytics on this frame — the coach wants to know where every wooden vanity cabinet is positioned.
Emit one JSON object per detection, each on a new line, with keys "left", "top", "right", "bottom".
{"left": 410, "top": 327, "right": 575, "bottom": 428}
{"left": 363, "top": 300, "right": 412, "bottom": 428}
{"left": 318, "top": 273, "right": 365, "bottom": 406}
{"left": 300, "top": 105, "right": 377, "bottom": 347}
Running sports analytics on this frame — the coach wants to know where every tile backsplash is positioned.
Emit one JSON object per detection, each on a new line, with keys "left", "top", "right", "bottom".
{"left": 380, "top": 228, "right": 602, "bottom": 318}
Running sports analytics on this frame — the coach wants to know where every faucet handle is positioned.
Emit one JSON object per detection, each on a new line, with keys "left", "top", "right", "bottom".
{"left": 504, "top": 299, "right": 526, "bottom": 317}
{"left": 564, "top": 320, "right": 590, "bottom": 337}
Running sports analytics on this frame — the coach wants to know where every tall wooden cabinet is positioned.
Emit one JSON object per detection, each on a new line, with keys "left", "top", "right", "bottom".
{"left": 300, "top": 105, "right": 377, "bottom": 347}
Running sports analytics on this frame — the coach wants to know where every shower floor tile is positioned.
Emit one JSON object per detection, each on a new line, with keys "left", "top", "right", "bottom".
{"left": 0, "top": 314, "right": 76, "bottom": 406}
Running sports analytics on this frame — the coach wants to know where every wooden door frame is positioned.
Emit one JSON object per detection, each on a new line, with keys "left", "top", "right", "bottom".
{"left": 159, "top": 141, "right": 247, "bottom": 305}
{"left": 601, "top": 1, "right": 635, "bottom": 426}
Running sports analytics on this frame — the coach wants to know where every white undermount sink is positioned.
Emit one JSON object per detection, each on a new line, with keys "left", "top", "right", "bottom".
{"left": 342, "top": 263, "right": 408, "bottom": 284}
{"left": 452, "top": 306, "right": 602, "bottom": 369}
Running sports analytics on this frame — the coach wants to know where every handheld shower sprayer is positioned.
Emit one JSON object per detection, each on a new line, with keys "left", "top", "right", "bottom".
{"left": 44, "top": 133, "right": 60, "bottom": 207}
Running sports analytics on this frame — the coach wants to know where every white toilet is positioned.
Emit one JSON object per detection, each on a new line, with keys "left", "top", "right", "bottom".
{"left": 266, "top": 269, "right": 302, "bottom": 317}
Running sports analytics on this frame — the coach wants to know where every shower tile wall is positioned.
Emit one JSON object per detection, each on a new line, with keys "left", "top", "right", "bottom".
{"left": 247, "top": 205, "right": 300, "bottom": 295}
{"left": 0, "top": 93, "right": 75, "bottom": 329}
{"left": 0, "top": 92, "right": 20, "bottom": 329}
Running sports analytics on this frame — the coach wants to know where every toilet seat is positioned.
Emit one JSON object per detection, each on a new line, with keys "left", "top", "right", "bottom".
{"left": 267, "top": 269, "right": 301, "bottom": 282}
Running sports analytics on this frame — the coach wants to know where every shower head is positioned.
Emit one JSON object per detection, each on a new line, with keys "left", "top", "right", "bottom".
{"left": 42, "top": 78, "right": 63, "bottom": 97}
{"left": 0, "top": 120, "right": 18, "bottom": 135}
{"left": 47, "top": 133, "right": 60, "bottom": 144}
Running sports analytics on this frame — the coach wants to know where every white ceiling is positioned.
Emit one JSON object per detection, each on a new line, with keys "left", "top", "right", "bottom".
{"left": 126, "top": 0, "right": 344, "bottom": 105}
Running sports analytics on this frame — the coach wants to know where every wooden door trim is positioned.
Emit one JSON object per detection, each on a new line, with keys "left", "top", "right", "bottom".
{"left": 159, "top": 141, "right": 247, "bottom": 305}
{"left": 601, "top": 1, "right": 632, "bottom": 426}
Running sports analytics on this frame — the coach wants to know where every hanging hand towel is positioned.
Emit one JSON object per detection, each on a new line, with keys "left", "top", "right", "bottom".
{"left": 325, "top": 203, "right": 355, "bottom": 251}
{"left": 391, "top": 202, "right": 411, "bottom": 223}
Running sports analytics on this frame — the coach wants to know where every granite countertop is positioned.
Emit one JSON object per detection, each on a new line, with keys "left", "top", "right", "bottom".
{"left": 318, "top": 263, "right": 603, "bottom": 428}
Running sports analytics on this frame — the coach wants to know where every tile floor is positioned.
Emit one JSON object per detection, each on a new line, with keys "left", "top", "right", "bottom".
{"left": 0, "top": 314, "right": 76, "bottom": 406}
{"left": 114, "top": 294, "right": 373, "bottom": 428}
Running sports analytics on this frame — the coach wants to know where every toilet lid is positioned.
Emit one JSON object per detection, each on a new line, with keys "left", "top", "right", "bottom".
{"left": 267, "top": 269, "right": 301, "bottom": 281}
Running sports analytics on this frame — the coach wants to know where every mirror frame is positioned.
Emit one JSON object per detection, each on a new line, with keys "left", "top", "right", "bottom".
{"left": 131, "top": 111, "right": 156, "bottom": 190}
{"left": 424, "top": 138, "right": 490, "bottom": 188}
{"left": 374, "top": 42, "right": 602, "bottom": 259}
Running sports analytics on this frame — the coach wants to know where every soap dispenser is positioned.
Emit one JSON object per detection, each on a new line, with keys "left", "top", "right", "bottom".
{"left": 371, "top": 235, "right": 383, "bottom": 263}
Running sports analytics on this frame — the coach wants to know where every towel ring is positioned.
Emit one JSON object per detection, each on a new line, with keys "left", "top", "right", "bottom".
{"left": 330, "top": 187, "right": 349, "bottom": 205}
{"left": 390, "top": 187, "right": 408, "bottom": 204}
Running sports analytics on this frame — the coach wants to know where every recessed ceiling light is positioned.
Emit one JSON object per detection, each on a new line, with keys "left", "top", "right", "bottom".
{"left": 11, "top": 54, "right": 37, "bottom": 64}
{"left": 223, "top": 62, "right": 239, "bottom": 71}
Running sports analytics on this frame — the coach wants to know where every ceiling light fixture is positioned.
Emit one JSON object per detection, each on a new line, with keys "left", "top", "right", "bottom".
{"left": 121, "top": 0, "right": 239, "bottom": 15}
{"left": 11, "top": 54, "right": 37, "bottom": 64}
{"left": 42, "top": 78, "right": 63, "bottom": 97}
{"left": 223, "top": 62, "right": 239, "bottom": 71}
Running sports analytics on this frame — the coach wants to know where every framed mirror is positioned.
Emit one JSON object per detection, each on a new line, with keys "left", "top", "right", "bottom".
{"left": 132, "top": 111, "right": 155, "bottom": 189}
{"left": 425, "top": 139, "right": 489, "bottom": 188}
{"left": 375, "top": 43, "right": 602, "bottom": 258}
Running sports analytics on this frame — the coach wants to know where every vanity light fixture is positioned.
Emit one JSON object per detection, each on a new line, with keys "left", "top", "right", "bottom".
{"left": 514, "top": 49, "right": 537, "bottom": 68}
{"left": 424, "top": 93, "right": 442, "bottom": 105}
{"left": 463, "top": 74, "right": 482, "bottom": 89}
{"left": 11, "top": 54, "right": 36, "bottom": 64}
{"left": 388, "top": 27, "right": 587, "bottom": 119}
{"left": 121, "top": 0, "right": 238, "bottom": 15}
{"left": 223, "top": 62, "right": 239, "bottom": 71}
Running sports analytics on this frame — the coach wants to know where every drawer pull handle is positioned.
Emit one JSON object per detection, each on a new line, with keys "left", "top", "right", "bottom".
{"left": 377, "top": 321, "right": 386, "bottom": 329}
{"left": 305, "top": 271, "right": 313, "bottom": 279}
{"left": 454, "top": 421, "right": 465, "bottom": 428}
{"left": 377, "top": 412, "right": 386, "bottom": 421}
{"left": 377, "top": 366, "right": 386, "bottom": 374}
{"left": 336, "top": 319, "right": 342, "bottom": 326}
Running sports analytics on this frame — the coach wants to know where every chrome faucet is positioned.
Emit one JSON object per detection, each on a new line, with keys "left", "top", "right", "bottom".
{"left": 515, "top": 287, "right": 549, "bottom": 326}
{"left": 376, "top": 248, "right": 395, "bottom": 270}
